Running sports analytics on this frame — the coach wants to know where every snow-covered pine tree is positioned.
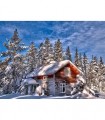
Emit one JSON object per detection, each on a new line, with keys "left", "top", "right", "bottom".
{"left": 88, "top": 56, "right": 99, "bottom": 90}
{"left": 65, "top": 46, "right": 72, "bottom": 61}
{"left": 0, "top": 60, "right": 5, "bottom": 90}
{"left": 78, "top": 53, "right": 83, "bottom": 71}
{"left": 99, "top": 57, "right": 104, "bottom": 68}
{"left": 43, "top": 38, "right": 54, "bottom": 64}
{"left": 83, "top": 53, "right": 87, "bottom": 76}
{"left": 38, "top": 42, "right": 46, "bottom": 66}
{"left": 26, "top": 42, "right": 38, "bottom": 73}
{"left": 82, "top": 53, "right": 89, "bottom": 84}
{"left": 0, "top": 58, "right": 11, "bottom": 90}
{"left": 98, "top": 57, "right": 105, "bottom": 92}
{"left": 87, "top": 56, "right": 94, "bottom": 88}
{"left": 74, "top": 48, "right": 79, "bottom": 67}
{"left": 38, "top": 38, "right": 54, "bottom": 66}
{"left": 1, "top": 29, "right": 27, "bottom": 94}
{"left": 0, "top": 58, "right": 9, "bottom": 77}
{"left": 54, "top": 39, "right": 63, "bottom": 62}
{"left": 0, "top": 58, "right": 14, "bottom": 94}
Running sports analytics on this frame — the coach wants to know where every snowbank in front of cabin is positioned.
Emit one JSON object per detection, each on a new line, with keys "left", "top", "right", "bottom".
{"left": 0, "top": 90, "right": 104, "bottom": 99}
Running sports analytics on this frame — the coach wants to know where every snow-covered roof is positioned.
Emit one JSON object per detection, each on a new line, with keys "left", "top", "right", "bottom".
{"left": 23, "top": 78, "right": 38, "bottom": 85}
{"left": 27, "top": 60, "right": 81, "bottom": 78}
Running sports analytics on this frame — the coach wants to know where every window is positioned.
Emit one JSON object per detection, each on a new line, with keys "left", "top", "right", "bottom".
{"left": 60, "top": 83, "right": 66, "bottom": 93}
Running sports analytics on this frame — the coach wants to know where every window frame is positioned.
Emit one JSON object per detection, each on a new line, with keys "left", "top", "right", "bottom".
{"left": 60, "top": 82, "right": 66, "bottom": 93}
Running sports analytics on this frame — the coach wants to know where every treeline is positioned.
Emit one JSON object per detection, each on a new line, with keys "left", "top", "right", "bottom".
{"left": 0, "top": 29, "right": 105, "bottom": 94}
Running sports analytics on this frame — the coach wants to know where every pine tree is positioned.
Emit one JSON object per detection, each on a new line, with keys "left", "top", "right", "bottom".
{"left": 74, "top": 48, "right": 79, "bottom": 67}
{"left": 0, "top": 60, "right": 5, "bottom": 89}
{"left": 26, "top": 42, "right": 38, "bottom": 72}
{"left": 98, "top": 57, "right": 105, "bottom": 92}
{"left": 44, "top": 38, "right": 54, "bottom": 64}
{"left": 92, "top": 55, "right": 94, "bottom": 60}
{"left": 38, "top": 42, "right": 46, "bottom": 65}
{"left": 86, "top": 56, "right": 94, "bottom": 88}
{"left": 99, "top": 57, "right": 104, "bottom": 68}
{"left": 82, "top": 53, "right": 89, "bottom": 84}
{"left": 83, "top": 53, "right": 87, "bottom": 74}
{"left": 88, "top": 56, "right": 99, "bottom": 90}
{"left": 54, "top": 39, "right": 63, "bottom": 62}
{"left": 78, "top": 53, "right": 83, "bottom": 71}
{"left": 94, "top": 56, "right": 98, "bottom": 64}
{"left": 65, "top": 46, "right": 72, "bottom": 61}
{"left": 1, "top": 29, "right": 27, "bottom": 94}
{"left": 0, "top": 57, "right": 12, "bottom": 91}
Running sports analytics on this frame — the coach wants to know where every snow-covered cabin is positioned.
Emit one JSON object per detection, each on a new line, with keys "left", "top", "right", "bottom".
{"left": 25, "top": 60, "right": 82, "bottom": 96}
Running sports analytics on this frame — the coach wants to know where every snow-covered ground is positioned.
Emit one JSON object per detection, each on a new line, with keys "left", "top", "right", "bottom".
{"left": 0, "top": 92, "right": 105, "bottom": 99}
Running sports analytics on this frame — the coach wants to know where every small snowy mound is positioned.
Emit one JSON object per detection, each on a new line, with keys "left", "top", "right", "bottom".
{"left": 82, "top": 89, "right": 95, "bottom": 98}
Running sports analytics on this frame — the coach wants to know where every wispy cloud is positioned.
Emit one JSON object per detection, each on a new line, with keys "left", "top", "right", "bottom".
{"left": 62, "top": 22, "right": 105, "bottom": 60}
{"left": 0, "top": 25, "right": 30, "bottom": 37}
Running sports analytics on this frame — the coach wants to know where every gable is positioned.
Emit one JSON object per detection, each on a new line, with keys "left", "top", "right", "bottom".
{"left": 55, "top": 63, "right": 80, "bottom": 77}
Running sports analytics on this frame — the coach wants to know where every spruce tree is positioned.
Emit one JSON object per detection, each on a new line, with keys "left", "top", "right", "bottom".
{"left": 65, "top": 46, "right": 72, "bottom": 61}
{"left": 54, "top": 39, "right": 63, "bottom": 62}
{"left": 78, "top": 53, "right": 83, "bottom": 71}
{"left": 26, "top": 42, "right": 38, "bottom": 72}
{"left": 83, "top": 53, "right": 87, "bottom": 73}
{"left": 74, "top": 48, "right": 79, "bottom": 67}
{"left": 98, "top": 57, "right": 105, "bottom": 92}
{"left": 44, "top": 38, "right": 54, "bottom": 64}
{"left": 1, "top": 29, "right": 27, "bottom": 93}
{"left": 88, "top": 56, "right": 99, "bottom": 90}
{"left": 38, "top": 42, "right": 46, "bottom": 65}
{"left": 82, "top": 53, "right": 89, "bottom": 84}
{"left": 99, "top": 57, "right": 104, "bottom": 68}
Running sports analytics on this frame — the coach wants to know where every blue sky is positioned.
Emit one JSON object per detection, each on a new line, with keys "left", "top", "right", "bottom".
{"left": 0, "top": 21, "right": 105, "bottom": 62}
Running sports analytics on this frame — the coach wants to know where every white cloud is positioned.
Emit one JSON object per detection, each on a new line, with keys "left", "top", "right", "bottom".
{"left": 1, "top": 21, "right": 105, "bottom": 61}
{"left": 51, "top": 22, "right": 105, "bottom": 61}
{"left": 0, "top": 25, "right": 30, "bottom": 37}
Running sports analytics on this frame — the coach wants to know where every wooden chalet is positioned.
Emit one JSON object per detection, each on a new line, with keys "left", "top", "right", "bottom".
{"left": 24, "top": 60, "right": 82, "bottom": 96}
